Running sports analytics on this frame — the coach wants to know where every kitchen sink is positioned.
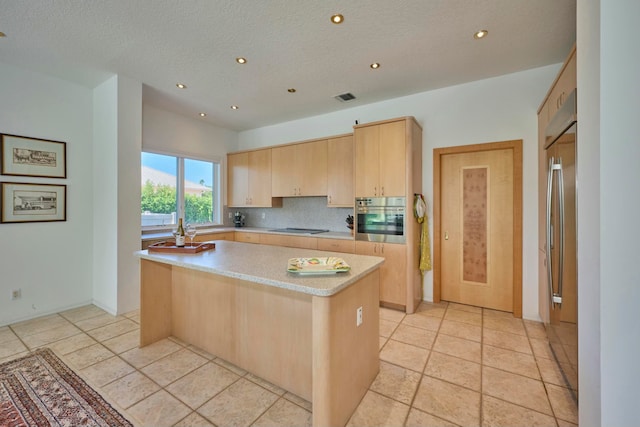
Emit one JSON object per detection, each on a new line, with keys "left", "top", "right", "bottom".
{"left": 269, "top": 228, "right": 330, "bottom": 234}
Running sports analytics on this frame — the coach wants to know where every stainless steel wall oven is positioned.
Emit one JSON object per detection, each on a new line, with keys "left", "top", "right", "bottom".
{"left": 355, "top": 197, "right": 405, "bottom": 243}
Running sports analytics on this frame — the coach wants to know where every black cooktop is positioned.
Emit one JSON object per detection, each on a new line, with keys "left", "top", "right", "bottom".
{"left": 268, "top": 228, "right": 329, "bottom": 234}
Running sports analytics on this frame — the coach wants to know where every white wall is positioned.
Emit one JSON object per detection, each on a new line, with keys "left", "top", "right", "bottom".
{"left": 92, "top": 75, "right": 143, "bottom": 316}
{"left": 117, "top": 76, "right": 143, "bottom": 314}
{"left": 578, "top": 1, "right": 640, "bottom": 425}
{"left": 576, "top": 0, "right": 601, "bottom": 424}
{"left": 598, "top": 1, "right": 640, "bottom": 425}
{"left": 143, "top": 104, "right": 238, "bottom": 210}
{"left": 239, "top": 65, "right": 560, "bottom": 320}
{"left": 0, "top": 61, "right": 94, "bottom": 325}
{"left": 92, "top": 77, "right": 119, "bottom": 313}
{"left": 143, "top": 104, "right": 237, "bottom": 159}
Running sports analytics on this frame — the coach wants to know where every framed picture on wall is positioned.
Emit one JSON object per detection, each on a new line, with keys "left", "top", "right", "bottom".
{"left": 1, "top": 134, "right": 67, "bottom": 178}
{"left": 1, "top": 182, "right": 67, "bottom": 223}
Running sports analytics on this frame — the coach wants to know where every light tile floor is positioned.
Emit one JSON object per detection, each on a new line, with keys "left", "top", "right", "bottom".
{"left": 0, "top": 302, "right": 578, "bottom": 426}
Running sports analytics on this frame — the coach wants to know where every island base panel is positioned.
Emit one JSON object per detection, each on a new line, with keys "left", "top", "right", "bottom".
{"left": 312, "top": 270, "right": 380, "bottom": 427}
{"left": 140, "top": 260, "right": 173, "bottom": 346}
{"left": 139, "top": 258, "right": 381, "bottom": 426}
{"left": 171, "top": 266, "right": 313, "bottom": 400}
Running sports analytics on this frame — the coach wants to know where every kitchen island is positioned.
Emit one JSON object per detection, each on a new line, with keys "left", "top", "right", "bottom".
{"left": 135, "top": 240, "right": 383, "bottom": 427}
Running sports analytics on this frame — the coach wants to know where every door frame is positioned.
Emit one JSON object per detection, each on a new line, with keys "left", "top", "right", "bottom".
{"left": 433, "top": 140, "right": 523, "bottom": 318}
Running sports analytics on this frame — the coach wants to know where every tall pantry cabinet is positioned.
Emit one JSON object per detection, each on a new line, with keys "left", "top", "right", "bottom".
{"left": 354, "top": 117, "right": 423, "bottom": 313}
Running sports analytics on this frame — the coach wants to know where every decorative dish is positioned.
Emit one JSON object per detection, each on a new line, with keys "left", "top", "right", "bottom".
{"left": 287, "top": 257, "right": 350, "bottom": 274}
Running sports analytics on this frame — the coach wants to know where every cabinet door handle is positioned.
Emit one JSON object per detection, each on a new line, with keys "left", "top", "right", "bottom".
{"left": 444, "top": 232, "right": 449, "bottom": 240}
{"left": 381, "top": 244, "right": 384, "bottom": 254}
{"left": 381, "top": 186, "right": 385, "bottom": 196}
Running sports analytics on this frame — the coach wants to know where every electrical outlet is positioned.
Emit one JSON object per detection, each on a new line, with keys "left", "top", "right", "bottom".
{"left": 356, "top": 306, "right": 363, "bottom": 327}
{"left": 11, "top": 289, "right": 21, "bottom": 300}
{"left": 261, "top": 212, "right": 266, "bottom": 219}
{"left": 228, "top": 212, "right": 232, "bottom": 219}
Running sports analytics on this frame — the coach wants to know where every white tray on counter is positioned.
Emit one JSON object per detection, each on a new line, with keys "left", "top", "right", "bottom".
{"left": 287, "top": 257, "right": 351, "bottom": 275}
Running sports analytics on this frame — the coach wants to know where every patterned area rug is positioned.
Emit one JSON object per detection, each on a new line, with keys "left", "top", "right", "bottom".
{"left": 0, "top": 348, "right": 133, "bottom": 427}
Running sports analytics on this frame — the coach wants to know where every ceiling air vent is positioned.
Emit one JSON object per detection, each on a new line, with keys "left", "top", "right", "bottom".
{"left": 334, "top": 92, "right": 356, "bottom": 102}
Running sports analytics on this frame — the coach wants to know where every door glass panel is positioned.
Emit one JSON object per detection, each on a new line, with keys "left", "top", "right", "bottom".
{"left": 462, "top": 167, "right": 488, "bottom": 283}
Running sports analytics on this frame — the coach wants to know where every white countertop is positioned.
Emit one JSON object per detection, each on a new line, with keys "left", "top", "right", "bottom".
{"left": 142, "top": 226, "right": 353, "bottom": 241}
{"left": 135, "top": 240, "right": 383, "bottom": 297}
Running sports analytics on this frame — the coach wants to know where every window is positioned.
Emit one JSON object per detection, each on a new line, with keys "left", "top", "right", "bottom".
{"left": 141, "top": 151, "right": 221, "bottom": 228}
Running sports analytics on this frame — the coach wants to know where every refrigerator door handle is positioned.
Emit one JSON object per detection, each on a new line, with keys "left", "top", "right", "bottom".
{"left": 556, "top": 158, "right": 565, "bottom": 305}
{"left": 546, "top": 157, "right": 555, "bottom": 308}
{"left": 547, "top": 157, "right": 564, "bottom": 308}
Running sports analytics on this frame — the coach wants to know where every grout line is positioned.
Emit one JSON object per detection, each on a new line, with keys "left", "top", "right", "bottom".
{"left": 524, "top": 318, "right": 563, "bottom": 426}
{"left": 399, "top": 303, "right": 445, "bottom": 425}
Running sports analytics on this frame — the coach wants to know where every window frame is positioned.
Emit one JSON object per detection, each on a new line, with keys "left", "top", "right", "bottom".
{"left": 141, "top": 149, "right": 222, "bottom": 230}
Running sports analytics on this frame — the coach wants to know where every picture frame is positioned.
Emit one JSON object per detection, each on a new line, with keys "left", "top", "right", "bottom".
{"left": 1, "top": 134, "right": 67, "bottom": 178}
{"left": 1, "top": 182, "right": 67, "bottom": 223}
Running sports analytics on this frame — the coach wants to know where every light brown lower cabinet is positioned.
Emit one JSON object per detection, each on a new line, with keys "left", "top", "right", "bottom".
{"left": 259, "top": 233, "right": 318, "bottom": 250}
{"left": 234, "top": 231, "right": 261, "bottom": 244}
{"left": 194, "top": 232, "right": 235, "bottom": 242}
{"left": 355, "top": 241, "right": 407, "bottom": 308}
{"left": 317, "top": 238, "right": 355, "bottom": 254}
{"left": 234, "top": 232, "right": 354, "bottom": 252}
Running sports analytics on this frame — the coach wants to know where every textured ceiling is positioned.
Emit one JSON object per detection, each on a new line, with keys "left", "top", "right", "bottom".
{"left": 0, "top": 0, "right": 576, "bottom": 131}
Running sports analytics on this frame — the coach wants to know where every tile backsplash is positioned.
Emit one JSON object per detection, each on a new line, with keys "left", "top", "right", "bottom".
{"left": 226, "top": 197, "right": 353, "bottom": 232}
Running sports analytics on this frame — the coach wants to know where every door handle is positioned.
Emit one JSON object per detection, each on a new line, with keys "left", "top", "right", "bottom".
{"left": 547, "top": 157, "right": 564, "bottom": 307}
{"left": 444, "top": 232, "right": 449, "bottom": 240}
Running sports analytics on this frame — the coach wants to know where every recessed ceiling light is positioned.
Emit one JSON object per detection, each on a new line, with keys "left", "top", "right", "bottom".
{"left": 199, "top": 112, "right": 207, "bottom": 117}
{"left": 330, "top": 14, "right": 344, "bottom": 24}
{"left": 231, "top": 105, "right": 239, "bottom": 110}
{"left": 236, "top": 57, "right": 247, "bottom": 64}
{"left": 474, "top": 30, "right": 488, "bottom": 39}
{"left": 176, "top": 83, "right": 187, "bottom": 89}
{"left": 287, "top": 88, "right": 296, "bottom": 93}
{"left": 370, "top": 63, "right": 380, "bottom": 69}
{"left": 0, "top": 32, "right": 6, "bottom": 38}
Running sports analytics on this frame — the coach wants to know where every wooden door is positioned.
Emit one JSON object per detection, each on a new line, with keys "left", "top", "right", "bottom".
{"left": 227, "top": 152, "right": 249, "bottom": 207}
{"left": 378, "top": 121, "right": 406, "bottom": 197}
{"left": 327, "top": 136, "right": 354, "bottom": 206}
{"left": 354, "top": 125, "right": 380, "bottom": 197}
{"left": 435, "top": 141, "right": 522, "bottom": 315}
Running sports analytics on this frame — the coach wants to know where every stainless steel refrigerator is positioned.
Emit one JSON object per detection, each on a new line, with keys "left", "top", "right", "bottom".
{"left": 544, "top": 89, "right": 578, "bottom": 402}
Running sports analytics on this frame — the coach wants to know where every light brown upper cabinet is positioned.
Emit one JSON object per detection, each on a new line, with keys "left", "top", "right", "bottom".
{"left": 327, "top": 135, "right": 354, "bottom": 207}
{"left": 272, "top": 140, "right": 328, "bottom": 197}
{"left": 546, "top": 49, "right": 576, "bottom": 122}
{"left": 354, "top": 120, "right": 406, "bottom": 197}
{"left": 227, "top": 149, "right": 281, "bottom": 207}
